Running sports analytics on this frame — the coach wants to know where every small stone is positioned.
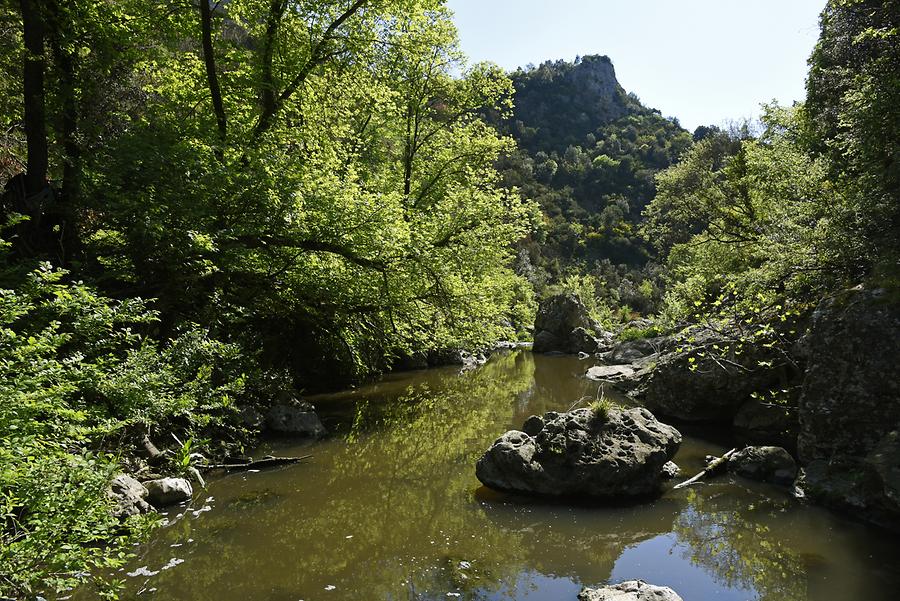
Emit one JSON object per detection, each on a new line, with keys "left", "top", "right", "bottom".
{"left": 661, "top": 461, "right": 681, "bottom": 479}
{"left": 579, "top": 580, "right": 684, "bottom": 601}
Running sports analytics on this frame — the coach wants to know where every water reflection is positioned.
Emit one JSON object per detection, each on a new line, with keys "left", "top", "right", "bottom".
{"left": 76, "top": 352, "right": 900, "bottom": 601}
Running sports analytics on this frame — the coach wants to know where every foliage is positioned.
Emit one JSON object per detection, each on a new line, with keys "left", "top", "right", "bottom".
{"left": 1, "top": 1, "right": 536, "bottom": 595}
{"left": 494, "top": 55, "right": 693, "bottom": 305}
{"left": 646, "top": 104, "right": 844, "bottom": 331}
{"left": 618, "top": 323, "right": 664, "bottom": 341}
{"left": 806, "top": 0, "right": 900, "bottom": 273}
{"left": 588, "top": 396, "right": 613, "bottom": 423}
{"left": 0, "top": 253, "right": 253, "bottom": 597}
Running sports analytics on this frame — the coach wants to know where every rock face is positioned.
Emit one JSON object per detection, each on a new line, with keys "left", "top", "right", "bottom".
{"left": 476, "top": 407, "right": 681, "bottom": 499}
{"left": 579, "top": 580, "right": 684, "bottom": 601}
{"left": 728, "top": 446, "right": 797, "bottom": 486}
{"left": 733, "top": 399, "right": 798, "bottom": 450}
{"left": 795, "top": 287, "right": 900, "bottom": 530}
{"left": 265, "top": 400, "right": 327, "bottom": 437}
{"left": 108, "top": 474, "right": 152, "bottom": 519}
{"left": 533, "top": 294, "right": 611, "bottom": 355}
{"left": 605, "top": 336, "right": 671, "bottom": 364}
{"left": 144, "top": 477, "right": 193, "bottom": 507}
{"left": 628, "top": 328, "right": 782, "bottom": 422}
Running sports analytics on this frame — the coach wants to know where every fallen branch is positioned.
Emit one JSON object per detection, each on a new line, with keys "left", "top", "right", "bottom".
{"left": 673, "top": 448, "right": 737, "bottom": 490}
{"left": 201, "top": 455, "right": 312, "bottom": 472}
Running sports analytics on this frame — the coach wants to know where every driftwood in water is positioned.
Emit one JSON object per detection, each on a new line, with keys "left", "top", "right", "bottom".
{"left": 673, "top": 448, "right": 737, "bottom": 490}
{"left": 201, "top": 455, "right": 312, "bottom": 472}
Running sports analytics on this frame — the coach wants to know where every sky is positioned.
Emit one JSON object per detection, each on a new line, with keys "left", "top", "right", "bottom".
{"left": 446, "top": 0, "right": 826, "bottom": 131}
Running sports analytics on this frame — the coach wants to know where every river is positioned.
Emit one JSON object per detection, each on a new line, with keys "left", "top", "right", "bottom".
{"left": 91, "top": 351, "right": 900, "bottom": 600}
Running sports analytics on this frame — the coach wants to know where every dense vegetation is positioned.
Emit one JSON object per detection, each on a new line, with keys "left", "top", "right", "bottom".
{"left": 1, "top": 0, "right": 897, "bottom": 597}
{"left": 495, "top": 55, "right": 693, "bottom": 317}
{"left": 646, "top": 0, "right": 898, "bottom": 333}
{"left": 0, "top": 0, "right": 534, "bottom": 596}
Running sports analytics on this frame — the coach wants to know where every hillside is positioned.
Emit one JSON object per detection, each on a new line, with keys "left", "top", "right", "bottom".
{"left": 497, "top": 55, "right": 693, "bottom": 314}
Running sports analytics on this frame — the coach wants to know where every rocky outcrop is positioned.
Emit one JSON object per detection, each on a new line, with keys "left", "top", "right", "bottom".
{"left": 108, "top": 474, "right": 152, "bottom": 519}
{"left": 144, "top": 477, "right": 193, "bottom": 507}
{"left": 728, "top": 446, "right": 797, "bottom": 486}
{"left": 605, "top": 336, "right": 672, "bottom": 364}
{"left": 626, "top": 327, "right": 783, "bottom": 422}
{"left": 795, "top": 287, "right": 900, "bottom": 530}
{"left": 532, "top": 294, "right": 611, "bottom": 355}
{"left": 476, "top": 407, "right": 681, "bottom": 499}
{"left": 733, "top": 398, "right": 798, "bottom": 450}
{"left": 579, "top": 580, "right": 684, "bottom": 601}
{"left": 265, "top": 400, "right": 327, "bottom": 437}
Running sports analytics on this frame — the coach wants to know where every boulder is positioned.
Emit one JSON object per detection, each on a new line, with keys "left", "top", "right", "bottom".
{"left": 265, "top": 400, "right": 327, "bottom": 437}
{"left": 626, "top": 327, "right": 783, "bottom": 421}
{"left": 144, "top": 477, "right": 193, "bottom": 507}
{"left": 579, "top": 580, "right": 684, "bottom": 601}
{"left": 476, "top": 407, "right": 681, "bottom": 499}
{"left": 108, "top": 474, "right": 152, "bottom": 519}
{"left": 795, "top": 287, "right": 900, "bottom": 530}
{"left": 728, "top": 446, "right": 797, "bottom": 486}
{"left": 532, "top": 294, "right": 611, "bottom": 354}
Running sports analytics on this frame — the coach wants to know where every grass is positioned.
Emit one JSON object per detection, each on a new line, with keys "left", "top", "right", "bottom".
{"left": 588, "top": 397, "right": 614, "bottom": 423}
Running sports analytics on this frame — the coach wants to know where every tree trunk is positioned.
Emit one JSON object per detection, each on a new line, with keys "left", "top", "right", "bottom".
{"left": 19, "top": 0, "right": 48, "bottom": 199}
{"left": 200, "top": 0, "right": 227, "bottom": 157}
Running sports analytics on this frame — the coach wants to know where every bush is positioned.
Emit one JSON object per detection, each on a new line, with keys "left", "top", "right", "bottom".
{"left": 0, "top": 260, "right": 252, "bottom": 598}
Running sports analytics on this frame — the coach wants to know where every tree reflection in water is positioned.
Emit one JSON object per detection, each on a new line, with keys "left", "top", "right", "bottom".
{"left": 673, "top": 487, "right": 807, "bottom": 601}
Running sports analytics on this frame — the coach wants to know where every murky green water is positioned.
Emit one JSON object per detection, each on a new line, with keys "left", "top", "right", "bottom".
{"left": 83, "top": 352, "right": 900, "bottom": 600}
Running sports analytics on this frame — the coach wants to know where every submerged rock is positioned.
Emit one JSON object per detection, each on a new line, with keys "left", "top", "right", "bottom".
{"left": 532, "top": 294, "right": 612, "bottom": 355}
{"left": 579, "top": 580, "right": 684, "bottom": 601}
{"left": 108, "top": 474, "right": 152, "bottom": 519}
{"left": 265, "top": 400, "right": 327, "bottom": 437}
{"left": 476, "top": 407, "right": 681, "bottom": 499}
{"left": 144, "top": 477, "right": 193, "bottom": 507}
{"left": 796, "top": 287, "right": 900, "bottom": 530}
{"left": 728, "top": 446, "right": 797, "bottom": 486}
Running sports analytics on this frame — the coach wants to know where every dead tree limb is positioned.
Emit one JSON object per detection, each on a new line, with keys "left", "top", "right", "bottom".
{"left": 673, "top": 448, "right": 737, "bottom": 490}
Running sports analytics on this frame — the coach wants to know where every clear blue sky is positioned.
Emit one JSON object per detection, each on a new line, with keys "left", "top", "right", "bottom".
{"left": 447, "top": 0, "right": 826, "bottom": 131}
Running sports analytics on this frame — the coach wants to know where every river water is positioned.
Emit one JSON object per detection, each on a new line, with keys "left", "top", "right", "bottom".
{"left": 94, "top": 351, "right": 900, "bottom": 600}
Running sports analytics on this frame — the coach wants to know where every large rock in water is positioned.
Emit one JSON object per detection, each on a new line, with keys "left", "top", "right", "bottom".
{"left": 627, "top": 327, "right": 783, "bottom": 421}
{"left": 533, "top": 294, "right": 611, "bottom": 354}
{"left": 265, "top": 400, "right": 327, "bottom": 437}
{"left": 579, "top": 580, "right": 684, "bottom": 601}
{"left": 475, "top": 407, "right": 681, "bottom": 499}
{"left": 728, "top": 446, "right": 797, "bottom": 486}
{"left": 795, "top": 287, "right": 900, "bottom": 530}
